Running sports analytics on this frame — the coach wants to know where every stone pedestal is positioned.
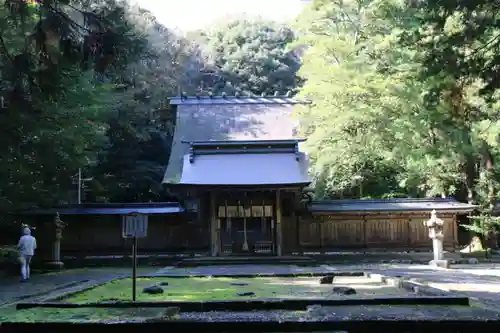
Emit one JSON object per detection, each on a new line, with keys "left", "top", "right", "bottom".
{"left": 429, "top": 259, "right": 449, "bottom": 268}
{"left": 432, "top": 238, "right": 443, "bottom": 261}
{"left": 46, "top": 239, "right": 64, "bottom": 269}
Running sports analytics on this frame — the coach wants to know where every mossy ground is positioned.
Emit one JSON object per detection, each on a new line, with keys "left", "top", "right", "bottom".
{"left": 1, "top": 276, "right": 407, "bottom": 322}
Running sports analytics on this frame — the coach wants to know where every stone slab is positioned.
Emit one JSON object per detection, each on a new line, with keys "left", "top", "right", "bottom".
{"left": 429, "top": 260, "right": 450, "bottom": 268}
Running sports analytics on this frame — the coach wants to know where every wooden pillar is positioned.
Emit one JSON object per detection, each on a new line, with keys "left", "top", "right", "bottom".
{"left": 210, "top": 191, "right": 219, "bottom": 256}
{"left": 291, "top": 193, "right": 298, "bottom": 252}
{"left": 452, "top": 215, "right": 459, "bottom": 249}
{"left": 276, "top": 190, "right": 283, "bottom": 256}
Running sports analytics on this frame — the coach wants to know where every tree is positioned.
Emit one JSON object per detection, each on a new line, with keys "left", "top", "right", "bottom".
{"left": 402, "top": 0, "right": 500, "bottom": 240}
{"left": 400, "top": 0, "right": 500, "bottom": 207}
{"left": 0, "top": 0, "right": 147, "bottom": 212}
{"left": 195, "top": 17, "right": 303, "bottom": 95}
{"left": 88, "top": 5, "right": 208, "bottom": 202}
{"left": 293, "top": 0, "right": 411, "bottom": 198}
{"left": 295, "top": 0, "right": 500, "bottom": 242}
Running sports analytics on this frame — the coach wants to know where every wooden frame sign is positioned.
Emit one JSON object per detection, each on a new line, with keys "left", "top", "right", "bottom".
{"left": 121, "top": 213, "right": 148, "bottom": 238}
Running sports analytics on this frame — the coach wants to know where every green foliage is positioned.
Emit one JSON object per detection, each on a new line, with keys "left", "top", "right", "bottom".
{"left": 2, "top": 0, "right": 498, "bottom": 241}
{"left": 404, "top": 0, "right": 500, "bottom": 95}
{"left": 0, "top": 245, "right": 19, "bottom": 274}
{"left": 463, "top": 215, "right": 500, "bottom": 239}
{"left": 195, "top": 18, "right": 303, "bottom": 95}
{"left": 294, "top": 0, "right": 500, "bottom": 225}
{"left": 0, "top": 0, "right": 220, "bottom": 211}
{"left": 294, "top": 0, "right": 412, "bottom": 198}
{"left": 402, "top": 0, "right": 500, "bottom": 215}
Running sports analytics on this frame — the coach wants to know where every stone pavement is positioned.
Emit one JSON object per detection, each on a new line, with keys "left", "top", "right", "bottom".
{"left": 366, "top": 264, "right": 500, "bottom": 307}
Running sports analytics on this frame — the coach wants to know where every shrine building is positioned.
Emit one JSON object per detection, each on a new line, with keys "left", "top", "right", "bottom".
{"left": 16, "top": 95, "right": 477, "bottom": 259}
{"left": 159, "top": 95, "right": 476, "bottom": 256}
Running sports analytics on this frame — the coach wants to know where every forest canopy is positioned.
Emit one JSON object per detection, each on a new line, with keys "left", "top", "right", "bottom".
{"left": 1, "top": 0, "right": 500, "bottom": 235}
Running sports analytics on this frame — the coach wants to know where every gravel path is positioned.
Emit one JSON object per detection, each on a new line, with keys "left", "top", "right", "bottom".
{"left": 176, "top": 305, "right": 500, "bottom": 321}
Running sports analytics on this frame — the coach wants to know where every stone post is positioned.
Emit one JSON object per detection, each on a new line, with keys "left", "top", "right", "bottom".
{"left": 423, "top": 210, "right": 449, "bottom": 268}
{"left": 47, "top": 212, "right": 66, "bottom": 269}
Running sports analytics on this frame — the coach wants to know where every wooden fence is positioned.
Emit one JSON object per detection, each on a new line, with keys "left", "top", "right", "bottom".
{"left": 44, "top": 215, "right": 209, "bottom": 256}
{"left": 295, "top": 213, "right": 458, "bottom": 250}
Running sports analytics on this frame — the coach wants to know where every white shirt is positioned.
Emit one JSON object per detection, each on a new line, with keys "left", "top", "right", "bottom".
{"left": 18, "top": 235, "right": 37, "bottom": 256}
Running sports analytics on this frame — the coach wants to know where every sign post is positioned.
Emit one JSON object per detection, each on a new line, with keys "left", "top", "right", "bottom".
{"left": 122, "top": 213, "right": 148, "bottom": 302}
{"left": 133, "top": 236, "right": 138, "bottom": 301}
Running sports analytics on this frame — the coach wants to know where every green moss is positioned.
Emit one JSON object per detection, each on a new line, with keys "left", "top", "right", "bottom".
{"left": 67, "top": 276, "right": 311, "bottom": 302}
{"left": 0, "top": 305, "right": 166, "bottom": 322}
{"left": 2, "top": 276, "right": 405, "bottom": 322}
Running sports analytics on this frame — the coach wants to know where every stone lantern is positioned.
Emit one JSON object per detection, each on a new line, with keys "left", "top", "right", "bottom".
{"left": 46, "top": 212, "right": 66, "bottom": 269}
{"left": 423, "top": 210, "right": 449, "bottom": 268}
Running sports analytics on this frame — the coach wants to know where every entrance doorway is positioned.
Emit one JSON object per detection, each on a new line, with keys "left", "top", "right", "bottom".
{"left": 221, "top": 217, "right": 273, "bottom": 254}
{"left": 217, "top": 195, "right": 276, "bottom": 255}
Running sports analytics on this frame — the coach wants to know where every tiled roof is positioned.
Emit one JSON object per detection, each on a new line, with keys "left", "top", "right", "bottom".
{"left": 19, "top": 202, "right": 184, "bottom": 215}
{"left": 308, "top": 198, "right": 477, "bottom": 213}
{"left": 163, "top": 96, "right": 305, "bottom": 184}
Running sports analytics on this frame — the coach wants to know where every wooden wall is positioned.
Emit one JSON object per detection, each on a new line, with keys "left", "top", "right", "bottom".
{"left": 33, "top": 214, "right": 209, "bottom": 258}
{"left": 29, "top": 211, "right": 460, "bottom": 257}
{"left": 284, "top": 213, "right": 458, "bottom": 252}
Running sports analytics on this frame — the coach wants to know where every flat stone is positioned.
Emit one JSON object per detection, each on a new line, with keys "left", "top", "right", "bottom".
{"left": 231, "top": 282, "right": 248, "bottom": 286}
{"left": 236, "top": 291, "right": 255, "bottom": 296}
{"left": 332, "top": 286, "right": 356, "bottom": 295}
{"left": 143, "top": 285, "right": 164, "bottom": 294}
{"left": 159, "top": 281, "right": 169, "bottom": 286}
{"left": 429, "top": 259, "right": 450, "bottom": 268}
{"left": 319, "top": 275, "right": 334, "bottom": 284}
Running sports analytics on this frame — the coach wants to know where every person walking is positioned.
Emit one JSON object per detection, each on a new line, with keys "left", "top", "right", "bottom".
{"left": 17, "top": 227, "right": 37, "bottom": 282}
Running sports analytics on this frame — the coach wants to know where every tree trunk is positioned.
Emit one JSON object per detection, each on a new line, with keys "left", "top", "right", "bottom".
{"left": 480, "top": 140, "right": 496, "bottom": 211}
{"left": 464, "top": 155, "right": 477, "bottom": 204}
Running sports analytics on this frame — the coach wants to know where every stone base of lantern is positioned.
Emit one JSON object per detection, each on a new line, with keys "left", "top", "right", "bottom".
{"left": 45, "top": 261, "right": 65, "bottom": 270}
{"left": 429, "top": 259, "right": 449, "bottom": 269}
